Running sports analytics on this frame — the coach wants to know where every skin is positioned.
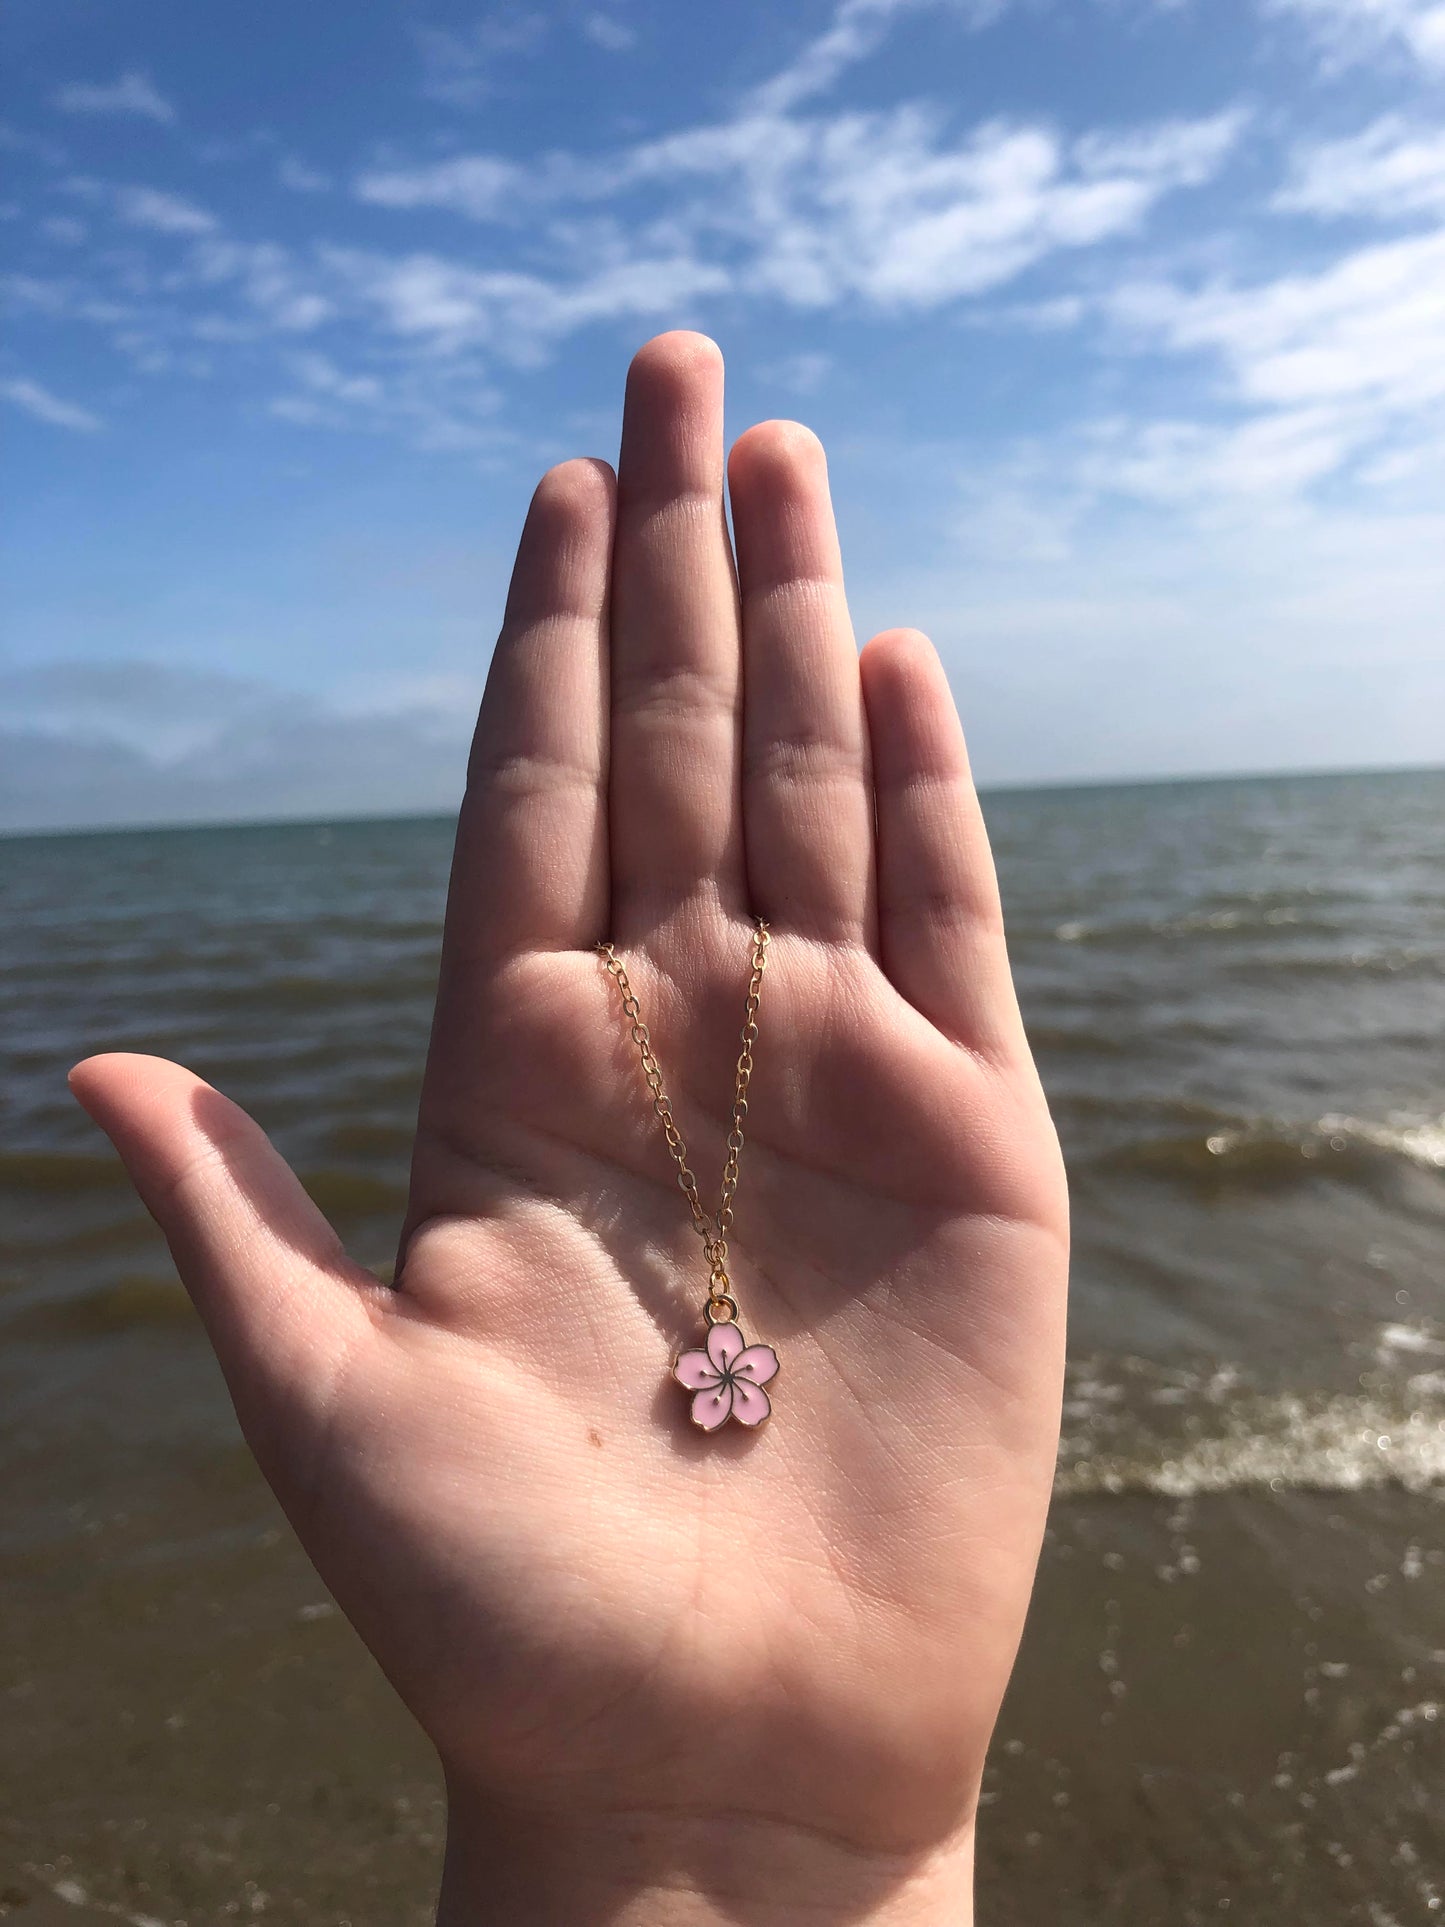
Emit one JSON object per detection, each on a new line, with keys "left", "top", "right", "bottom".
{"left": 71, "top": 332, "right": 1069, "bottom": 1926}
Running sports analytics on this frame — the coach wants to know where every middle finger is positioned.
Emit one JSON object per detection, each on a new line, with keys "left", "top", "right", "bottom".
{"left": 608, "top": 331, "right": 748, "bottom": 944}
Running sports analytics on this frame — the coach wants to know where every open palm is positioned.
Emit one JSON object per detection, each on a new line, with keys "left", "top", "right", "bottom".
{"left": 74, "top": 333, "right": 1068, "bottom": 1924}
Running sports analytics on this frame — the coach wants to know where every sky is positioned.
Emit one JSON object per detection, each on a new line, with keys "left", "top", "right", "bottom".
{"left": 2, "top": 0, "right": 1443, "bottom": 831}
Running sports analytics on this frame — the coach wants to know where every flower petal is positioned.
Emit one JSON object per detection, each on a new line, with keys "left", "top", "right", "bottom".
{"left": 706, "top": 1321, "right": 745, "bottom": 1372}
{"left": 728, "top": 1378, "right": 772, "bottom": 1427}
{"left": 731, "top": 1344, "right": 779, "bottom": 1386}
{"left": 673, "top": 1348, "right": 722, "bottom": 1391}
{"left": 691, "top": 1381, "right": 734, "bottom": 1431}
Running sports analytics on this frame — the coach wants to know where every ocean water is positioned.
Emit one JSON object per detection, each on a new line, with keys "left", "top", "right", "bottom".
{"left": 2, "top": 769, "right": 1442, "bottom": 1923}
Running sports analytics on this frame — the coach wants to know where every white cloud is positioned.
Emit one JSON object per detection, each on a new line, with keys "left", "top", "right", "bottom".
{"left": 265, "top": 348, "right": 509, "bottom": 453}
{"left": 746, "top": 0, "right": 1005, "bottom": 117}
{"left": 748, "top": 0, "right": 926, "bottom": 115}
{"left": 2, "top": 269, "right": 110, "bottom": 321}
{"left": 416, "top": 13, "right": 548, "bottom": 104}
{"left": 0, "top": 120, "right": 68, "bottom": 166}
{"left": 735, "top": 108, "right": 1243, "bottom": 309}
{"left": 1077, "top": 406, "right": 1363, "bottom": 502}
{"left": 355, "top": 153, "right": 525, "bottom": 220}
{"left": 11, "top": 74, "right": 1245, "bottom": 465}
{"left": 277, "top": 154, "right": 331, "bottom": 194}
{"left": 1074, "top": 111, "right": 1249, "bottom": 187}
{"left": 52, "top": 70, "right": 175, "bottom": 123}
{"left": 1265, "top": 0, "right": 1445, "bottom": 69}
{"left": 289, "top": 351, "right": 383, "bottom": 405}
{"left": 0, "top": 376, "right": 103, "bottom": 432}
{"left": 114, "top": 185, "right": 217, "bottom": 234}
{"left": 580, "top": 12, "right": 637, "bottom": 51}
{"left": 1112, "top": 228, "right": 1445, "bottom": 418}
{"left": 1014, "top": 211, "right": 1445, "bottom": 518}
{"left": 186, "top": 236, "right": 334, "bottom": 332}
{"left": 320, "top": 245, "right": 730, "bottom": 354}
{"left": 353, "top": 106, "right": 1243, "bottom": 318}
{"left": 1276, "top": 116, "right": 1445, "bottom": 218}
{"left": 766, "top": 350, "right": 834, "bottom": 394}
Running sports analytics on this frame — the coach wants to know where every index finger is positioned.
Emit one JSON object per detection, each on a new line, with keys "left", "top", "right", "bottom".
{"left": 443, "top": 455, "right": 615, "bottom": 966}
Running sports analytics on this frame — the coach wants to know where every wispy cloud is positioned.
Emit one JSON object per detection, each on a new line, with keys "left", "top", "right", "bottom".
{"left": 748, "top": 0, "right": 928, "bottom": 115}
{"left": 114, "top": 185, "right": 217, "bottom": 234}
{"left": 1276, "top": 115, "right": 1445, "bottom": 217}
{"left": 355, "top": 153, "right": 524, "bottom": 219}
{"left": 187, "top": 236, "right": 334, "bottom": 332}
{"left": 3, "top": 0, "right": 1251, "bottom": 467}
{"left": 8, "top": 26, "right": 1250, "bottom": 469}
{"left": 1055, "top": 215, "right": 1445, "bottom": 520}
{"left": 1077, "top": 407, "right": 1363, "bottom": 503}
{"left": 0, "top": 375, "right": 103, "bottom": 432}
{"left": 416, "top": 12, "right": 549, "bottom": 104}
{"left": 354, "top": 106, "right": 1245, "bottom": 316}
{"left": 60, "top": 175, "right": 219, "bottom": 236}
{"left": 52, "top": 69, "right": 175, "bottom": 123}
{"left": 0, "top": 120, "right": 68, "bottom": 165}
{"left": 265, "top": 348, "right": 507, "bottom": 453}
{"left": 1265, "top": 0, "right": 1445, "bottom": 70}
{"left": 319, "top": 245, "right": 730, "bottom": 354}
{"left": 736, "top": 108, "right": 1243, "bottom": 308}
{"left": 746, "top": 0, "right": 1006, "bottom": 116}
{"left": 1110, "top": 228, "right": 1445, "bottom": 420}
{"left": 767, "top": 350, "right": 834, "bottom": 394}
{"left": 277, "top": 154, "right": 331, "bottom": 194}
{"left": 580, "top": 12, "right": 637, "bottom": 51}
{"left": 40, "top": 215, "right": 88, "bottom": 245}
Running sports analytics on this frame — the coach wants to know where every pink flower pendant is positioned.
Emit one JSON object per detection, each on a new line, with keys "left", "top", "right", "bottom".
{"left": 673, "top": 1319, "right": 780, "bottom": 1431}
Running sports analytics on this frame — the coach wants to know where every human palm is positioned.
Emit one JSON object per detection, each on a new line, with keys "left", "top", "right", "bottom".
{"left": 74, "top": 333, "right": 1068, "bottom": 1923}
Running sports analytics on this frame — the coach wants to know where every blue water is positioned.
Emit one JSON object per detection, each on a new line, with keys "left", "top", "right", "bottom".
{"left": 2, "top": 768, "right": 1442, "bottom": 1922}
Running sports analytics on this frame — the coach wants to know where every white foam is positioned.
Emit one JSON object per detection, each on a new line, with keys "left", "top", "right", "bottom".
{"left": 1197, "top": 1112, "right": 1445, "bottom": 1171}
{"left": 1376, "top": 1322, "right": 1445, "bottom": 1360}
{"left": 1057, "top": 1366, "right": 1445, "bottom": 1500}
{"left": 1322, "top": 1113, "right": 1445, "bottom": 1170}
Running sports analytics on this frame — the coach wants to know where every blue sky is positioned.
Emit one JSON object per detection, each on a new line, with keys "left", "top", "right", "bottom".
{"left": 2, "top": 0, "right": 1442, "bottom": 830}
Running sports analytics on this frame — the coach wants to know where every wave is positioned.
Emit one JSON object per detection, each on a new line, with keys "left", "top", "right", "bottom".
{"left": 1223, "top": 947, "right": 1438, "bottom": 982}
{"left": 178, "top": 968, "right": 438, "bottom": 1014}
{"left": 0, "top": 1150, "right": 131, "bottom": 1192}
{"left": 4, "top": 1272, "right": 195, "bottom": 1339}
{"left": 0, "top": 1151, "right": 407, "bottom": 1218}
{"left": 324, "top": 1118, "right": 417, "bottom": 1158}
{"left": 1023, "top": 1024, "right": 1134, "bottom": 1056}
{"left": 1050, "top": 903, "right": 1340, "bottom": 945}
{"left": 1099, "top": 1111, "right": 1445, "bottom": 1191}
{"left": 1044, "top": 915, "right": 1439, "bottom": 979}
{"left": 1057, "top": 1339, "right": 1445, "bottom": 1499}
{"left": 300, "top": 1167, "right": 408, "bottom": 1216}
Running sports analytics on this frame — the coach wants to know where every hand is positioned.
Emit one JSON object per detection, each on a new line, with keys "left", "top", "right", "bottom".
{"left": 72, "top": 333, "right": 1068, "bottom": 1926}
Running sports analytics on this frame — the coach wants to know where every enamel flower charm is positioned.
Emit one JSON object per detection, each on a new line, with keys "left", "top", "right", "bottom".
{"left": 673, "top": 1321, "right": 780, "bottom": 1431}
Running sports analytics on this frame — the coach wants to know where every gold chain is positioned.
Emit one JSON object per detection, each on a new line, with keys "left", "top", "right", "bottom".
{"left": 598, "top": 921, "right": 770, "bottom": 1326}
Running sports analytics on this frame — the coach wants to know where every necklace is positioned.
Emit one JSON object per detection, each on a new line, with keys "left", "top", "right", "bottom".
{"left": 598, "top": 921, "right": 780, "bottom": 1432}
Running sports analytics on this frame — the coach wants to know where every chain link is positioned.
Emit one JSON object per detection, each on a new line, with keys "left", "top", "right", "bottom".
{"left": 598, "top": 921, "right": 769, "bottom": 1323}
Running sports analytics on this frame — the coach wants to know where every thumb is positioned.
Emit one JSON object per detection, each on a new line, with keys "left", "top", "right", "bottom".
{"left": 69, "top": 1052, "right": 384, "bottom": 1487}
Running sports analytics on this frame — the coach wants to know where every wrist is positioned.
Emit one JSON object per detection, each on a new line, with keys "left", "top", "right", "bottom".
{"left": 437, "top": 1791, "right": 975, "bottom": 1927}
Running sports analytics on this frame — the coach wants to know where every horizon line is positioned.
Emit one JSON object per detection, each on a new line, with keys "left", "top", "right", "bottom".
{"left": 2, "top": 758, "right": 1442, "bottom": 844}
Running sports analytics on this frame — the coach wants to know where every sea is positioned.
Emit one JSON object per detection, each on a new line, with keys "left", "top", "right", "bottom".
{"left": 2, "top": 768, "right": 1442, "bottom": 1925}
